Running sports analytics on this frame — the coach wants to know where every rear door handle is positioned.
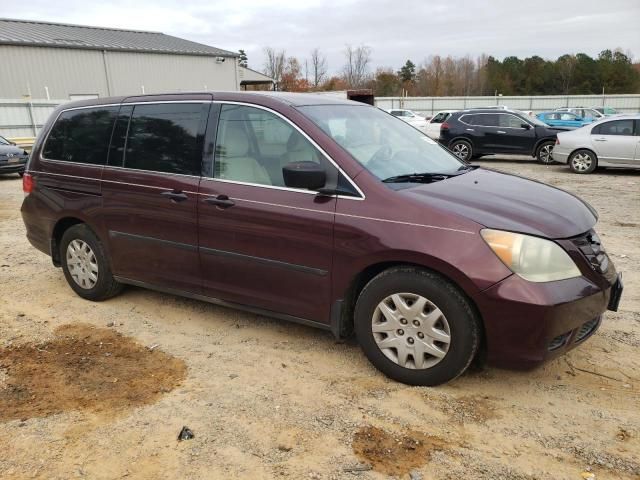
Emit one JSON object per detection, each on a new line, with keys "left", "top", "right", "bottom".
{"left": 204, "top": 194, "right": 235, "bottom": 208}
{"left": 160, "top": 190, "right": 188, "bottom": 202}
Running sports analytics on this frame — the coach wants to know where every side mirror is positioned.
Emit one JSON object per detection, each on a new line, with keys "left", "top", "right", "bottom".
{"left": 282, "top": 161, "right": 326, "bottom": 190}
{"left": 575, "top": 117, "right": 583, "bottom": 122}
{"left": 521, "top": 123, "right": 531, "bottom": 130}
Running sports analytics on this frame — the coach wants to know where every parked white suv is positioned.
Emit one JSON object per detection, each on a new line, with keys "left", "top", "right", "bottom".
{"left": 387, "top": 109, "right": 428, "bottom": 131}
{"left": 553, "top": 115, "right": 640, "bottom": 173}
{"left": 425, "top": 110, "right": 457, "bottom": 139}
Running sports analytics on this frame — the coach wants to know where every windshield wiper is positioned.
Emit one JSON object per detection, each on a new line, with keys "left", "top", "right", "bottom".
{"left": 457, "top": 164, "right": 480, "bottom": 172}
{"left": 382, "top": 172, "right": 454, "bottom": 183}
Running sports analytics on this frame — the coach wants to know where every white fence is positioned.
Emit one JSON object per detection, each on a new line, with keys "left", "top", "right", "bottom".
{"left": 375, "top": 94, "right": 640, "bottom": 116}
{"left": 2, "top": 94, "right": 640, "bottom": 138}
{"left": 0, "top": 99, "right": 65, "bottom": 138}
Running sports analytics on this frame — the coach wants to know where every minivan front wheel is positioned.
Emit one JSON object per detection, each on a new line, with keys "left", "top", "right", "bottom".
{"left": 354, "top": 267, "right": 481, "bottom": 386}
{"left": 449, "top": 140, "right": 472, "bottom": 162}
{"left": 60, "top": 224, "right": 123, "bottom": 301}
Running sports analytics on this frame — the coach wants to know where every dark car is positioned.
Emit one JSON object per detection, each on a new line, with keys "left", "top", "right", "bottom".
{"left": 0, "top": 135, "right": 29, "bottom": 176}
{"left": 20, "top": 92, "right": 622, "bottom": 386}
{"left": 439, "top": 109, "right": 565, "bottom": 164}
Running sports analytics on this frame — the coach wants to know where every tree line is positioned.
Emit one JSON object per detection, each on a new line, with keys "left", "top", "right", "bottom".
{"left": 249, "top": 47, "right": 639, "bottom": 96}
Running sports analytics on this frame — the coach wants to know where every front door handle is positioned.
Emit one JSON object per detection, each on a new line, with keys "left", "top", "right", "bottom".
{"left": 160, "top": 190, "right": 188, "bottom": 202}
{"left": 204, "top": 194, "right": 235, "bottom": 208}
{"left": 496, "top": 130, "right": 507, "bottom": 134}
{"left": 594, "top": 138, "right": 607, "bottom": 142}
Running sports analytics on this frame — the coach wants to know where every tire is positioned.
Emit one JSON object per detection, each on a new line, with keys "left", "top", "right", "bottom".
{"left": 449, "top": 140, "right": 473, "bottom": 162}
{"left": 568, "top": 149, "right": 597, "bottom": 174}
{"left": 354, "top": 266, "right": 481, "bottom": 386}
{"left": 60, "top": 224, "right": 123, "bottom": 301}
{"left": 536, "top": 140, "right": 555, "bottom": 164}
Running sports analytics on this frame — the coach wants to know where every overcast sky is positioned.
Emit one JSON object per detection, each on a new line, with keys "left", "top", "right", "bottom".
{"left": 2, "top": 0, "right": 639, "bottom": 74}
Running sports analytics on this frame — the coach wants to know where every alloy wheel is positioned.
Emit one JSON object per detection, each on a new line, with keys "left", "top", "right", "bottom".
{"left": 572, "top": 153, "right": 593, "bottom": 172}
{"left": 451, "top": 143, "right": 470, "bottom": 160}
{"left": 66, "top": 239, "right": 99, "bottom": 289}
{"left": 371, "top": 293, "right": 451, "bottom": 369}
{"left": 539, "top": 144, "right": 553, "bottom": 164}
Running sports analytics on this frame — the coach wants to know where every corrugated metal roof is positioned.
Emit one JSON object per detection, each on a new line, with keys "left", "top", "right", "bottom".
{"left": 0, "top": 18, "right": 238, "bottom": 57}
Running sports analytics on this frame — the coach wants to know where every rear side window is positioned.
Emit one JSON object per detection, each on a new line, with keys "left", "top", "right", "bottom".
{"left": 123, "top": 103, "right": 207, "bottom": 175}
{"left": 465, "top": 113, "right": 498, "bottom": 127}
{"left": 43, "top": 107, "right": 118, "bottom": 164}
{"left": 592, "top": 120, "right": 635, "bottom": 136}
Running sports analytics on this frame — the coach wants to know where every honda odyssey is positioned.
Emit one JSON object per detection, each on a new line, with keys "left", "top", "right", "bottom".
{"left": 21, "top": 92, "right": 623, "bottom": 385}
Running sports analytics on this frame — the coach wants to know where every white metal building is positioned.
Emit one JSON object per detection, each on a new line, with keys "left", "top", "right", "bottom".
{"left": 0, "top": 18, "right": 274, "bottom": 100}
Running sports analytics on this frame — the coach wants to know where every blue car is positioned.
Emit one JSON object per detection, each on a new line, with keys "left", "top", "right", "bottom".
{"left": 536, "top": 111, "right": 592, "bottom": 128}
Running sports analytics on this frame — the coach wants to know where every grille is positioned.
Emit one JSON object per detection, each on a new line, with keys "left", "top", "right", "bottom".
{"left": 572, "top": 230, "right": 608, "bottom": 274}
{"left": 548, "top": 332, "right": 571, "bottom": 351}
{"left": 574, "top": 318, "right": 600, "bottom": 343}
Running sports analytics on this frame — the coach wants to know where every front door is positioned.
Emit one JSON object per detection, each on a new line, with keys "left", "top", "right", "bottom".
{"left": 197, "top": 103, "right": 340, "bottom": 323}
{"left": 492, "top": 113, "right": 536, "bottom": 153}
{"left": 101, "top": 101, "right": 210, "bottom": 292}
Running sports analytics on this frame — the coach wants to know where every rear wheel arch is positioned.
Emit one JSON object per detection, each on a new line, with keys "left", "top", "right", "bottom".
{"left": 51, "top": 217, "right": 93, "bottom": 266}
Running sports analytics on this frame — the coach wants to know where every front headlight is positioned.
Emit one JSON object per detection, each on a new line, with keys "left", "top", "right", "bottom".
{"left": 481, "top": 229, "right": 581, "bottom": 282}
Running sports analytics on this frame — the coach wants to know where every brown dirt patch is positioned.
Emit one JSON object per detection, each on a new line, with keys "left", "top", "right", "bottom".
{"left": 352, "top": 425, "right": 448, "bottom": 476}
{"left": 0, "top": 323, "right": 186, "bottom": 422}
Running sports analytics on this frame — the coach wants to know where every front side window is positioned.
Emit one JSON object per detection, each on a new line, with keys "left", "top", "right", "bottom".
{"left": 593, "top": 120, "right": 635, "bottom": 136}
{"left": 499, "top": 114, "right": 527, "bottom": 128}
{"left": 123, "top": 103, "right": 206, "bottom": 175}
{"left": 299, "top": 104, "right": 464, "bottom": 181}
{"left": 43, "top": 106, "right": 118, "bottom": 164}
{"left": 560, "top": 113, "right": 577, "bottom": 121}
{"left": 215, "top": 104, "right": 339, "bottom": 189}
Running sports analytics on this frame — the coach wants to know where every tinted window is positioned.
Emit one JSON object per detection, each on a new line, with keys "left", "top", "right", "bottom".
{"left": 107, "top": 105, "right": 133, "bottom": 166}
{"left": 215, "top": 104, "right": 336, "bottom": 188}
{"left": 431, "top": 112, "right": 450, "bottom": 123}
{"left": 593, "top": 120, "right": 635, "bottom": 136}
{"left": 499, "top": 114, "right": 526, "bottom": 128}
{"left": 472, "top": 114, "right": 499, "bottom": 127}
{"left": 124, "top": 103, "right": 205, "bottom": 175}
{"left": 43, "top": 107, "right": 118, "bottom": 164}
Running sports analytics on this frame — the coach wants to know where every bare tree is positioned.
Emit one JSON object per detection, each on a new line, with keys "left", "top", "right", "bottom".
{"left": 309, "top": 48, "right": 328, "bottom": 88}
{"left": 263, "top": 47, "right": 286, "bottom": 89}
{"left": 557, "top": 54, "right": 577, "bottom": 95}
{"left": 342, "top": 45, "right": 372, "bottom": 88}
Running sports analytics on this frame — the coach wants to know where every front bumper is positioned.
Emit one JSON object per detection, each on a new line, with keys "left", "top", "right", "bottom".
{"left": 0, "top": 158, "right": 28, "bottom": 173}
{"left": 477, "top": 271, "right": 618, "bottom": 369}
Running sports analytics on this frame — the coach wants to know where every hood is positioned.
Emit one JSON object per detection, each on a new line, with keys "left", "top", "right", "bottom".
{"left": 401, "top": 168, "right": 597, "bottom": 239}
{"left": 0, "top": 144, "right": 26, "bottom": 156}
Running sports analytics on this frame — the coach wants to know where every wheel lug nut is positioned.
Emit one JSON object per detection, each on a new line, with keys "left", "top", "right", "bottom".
{"left": 417, "top": 332, "right": 424, "bottom": 339}
{"left": 413, "top": 320, "right": 420, "bottom": 327}
{"left": 407, "top": 337, "right": 414, "bottom": 344}
{"left": 400, "top": 319, "right": 408, "bottom": 325}
{"left": 397, "top": 329, "right": 404, "bottom": 336}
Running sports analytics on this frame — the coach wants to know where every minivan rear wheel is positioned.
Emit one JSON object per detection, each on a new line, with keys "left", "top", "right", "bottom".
{"left": 569, "top": 149, "right": 597, "bottom": 174}
{"left": 354, "top": 266, "right": 481, "bottom": 386}
{"left": 60, "top": 224, "right": 123, "bottom": 301}
{"left": 449, "top": 140, "right": 472, "bottom": 162}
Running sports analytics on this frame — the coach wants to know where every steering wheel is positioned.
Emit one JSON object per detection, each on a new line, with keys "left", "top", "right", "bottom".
{"left": 367, "top": 145, "right": 393, "bottom": 171}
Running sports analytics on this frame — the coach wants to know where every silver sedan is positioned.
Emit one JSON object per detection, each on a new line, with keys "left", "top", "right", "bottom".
{"left": 553, "top": 115, "right": 640, "bottom": 173}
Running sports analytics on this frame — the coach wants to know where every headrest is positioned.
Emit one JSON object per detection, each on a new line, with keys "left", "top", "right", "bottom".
{"left": 223, "top": 124, "right": 250, "bottom": 157}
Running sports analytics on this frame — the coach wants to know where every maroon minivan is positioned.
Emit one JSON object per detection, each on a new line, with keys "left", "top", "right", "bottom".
{"left": 21, "top": 92, "right": 623, "bottom": 385}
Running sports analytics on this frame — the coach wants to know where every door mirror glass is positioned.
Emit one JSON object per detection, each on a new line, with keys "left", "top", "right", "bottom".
{"left": 282, "top": 161, "right": 326, "bottom": 190}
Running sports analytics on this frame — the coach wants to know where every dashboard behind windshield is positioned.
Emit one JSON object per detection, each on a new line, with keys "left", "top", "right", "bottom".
{"left": 298, "top": 105, "right": 463, "bottom": 180}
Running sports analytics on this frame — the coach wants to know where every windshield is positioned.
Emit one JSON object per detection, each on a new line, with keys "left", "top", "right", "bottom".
{"left": 298, "top": 105, "right": 464, "bottom": 180}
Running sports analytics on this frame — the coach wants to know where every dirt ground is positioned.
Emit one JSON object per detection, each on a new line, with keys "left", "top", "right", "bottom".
{"left": 0, "top": 157, "right": 638, "bottom": 480}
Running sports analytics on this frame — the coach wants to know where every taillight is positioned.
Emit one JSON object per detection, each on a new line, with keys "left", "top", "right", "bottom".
{"left": 22, "top": 172, "right": 34, "bottom": 195}
{"left": 555, "top": 138, "right": 560, "bottom": 145}
{"left": 441, "top": 121, "right": 450, "bottom": 131}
